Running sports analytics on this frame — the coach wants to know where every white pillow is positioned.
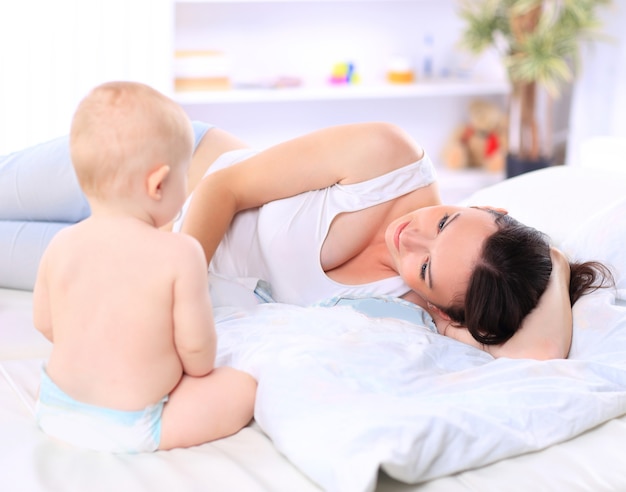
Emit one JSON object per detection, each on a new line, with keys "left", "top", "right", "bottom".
{"left": 464, "top": 166, "right": 626, "bottom": 246}
{"left": 560, "top": 196, "right": 626, "bottom": 300}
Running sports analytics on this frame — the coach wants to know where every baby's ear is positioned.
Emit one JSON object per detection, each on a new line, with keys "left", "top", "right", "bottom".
{"left": 146, "top": 165, "right": 170, "bottom": 200}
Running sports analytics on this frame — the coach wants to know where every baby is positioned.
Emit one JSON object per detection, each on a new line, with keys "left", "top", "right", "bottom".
{"left": 32, "top": 81, "right": 256, "bottom": 452}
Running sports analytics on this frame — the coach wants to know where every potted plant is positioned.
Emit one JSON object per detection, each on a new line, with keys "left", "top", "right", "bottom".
{"left": 458, "top": 0, "right": 612, "bottom": 177}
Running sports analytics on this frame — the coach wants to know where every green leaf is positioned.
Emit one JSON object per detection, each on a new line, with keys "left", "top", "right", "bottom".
{"left": 456, "top": 0, "right": 613, "bottom": 96}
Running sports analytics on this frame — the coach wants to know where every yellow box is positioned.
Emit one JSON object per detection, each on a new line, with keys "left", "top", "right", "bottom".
{"left": 174, "top": 50, "right": 231, "bottom": 91}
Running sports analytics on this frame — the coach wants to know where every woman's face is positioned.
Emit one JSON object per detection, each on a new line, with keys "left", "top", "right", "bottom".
{"left": 385, "top": 205, "right": 502, "bottom": 309}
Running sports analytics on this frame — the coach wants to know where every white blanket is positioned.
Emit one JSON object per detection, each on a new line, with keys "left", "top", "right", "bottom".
{"left": 212, "top": 292, "right": 626, "bottom": 492}
{"left": 212, "top": 194, "right": 626, "bottom": 492}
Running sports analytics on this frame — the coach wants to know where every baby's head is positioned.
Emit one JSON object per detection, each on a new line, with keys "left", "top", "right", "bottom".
{"left": 70, "top": 81, "right": 194, "bottom": 225}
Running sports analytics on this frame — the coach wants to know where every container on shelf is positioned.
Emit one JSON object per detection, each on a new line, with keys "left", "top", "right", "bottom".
{"left": 386, "top": 56, "right": 415, "bottom": 84}
{"left": 174, "top": 50, "right": 231, "bottom": 92}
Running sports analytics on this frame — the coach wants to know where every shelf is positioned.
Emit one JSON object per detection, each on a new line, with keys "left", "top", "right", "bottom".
{"left": 173, "top": 80, "right": 510, "bottom": 104}
{"left": 177, "top": 0, "right": 432, "bottom": 3}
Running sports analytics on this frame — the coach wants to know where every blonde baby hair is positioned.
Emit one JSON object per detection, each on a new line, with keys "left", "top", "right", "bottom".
{"left": 70, "top": 81, "right": 193, "bottom": 200}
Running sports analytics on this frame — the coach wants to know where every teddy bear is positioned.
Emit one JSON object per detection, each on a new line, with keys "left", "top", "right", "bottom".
{"left": 441, "top": 99, "right": 507, "bottom": 173}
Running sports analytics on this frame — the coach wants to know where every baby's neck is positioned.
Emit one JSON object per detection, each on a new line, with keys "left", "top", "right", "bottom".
{"left": 87, "top": 197, "right": 155, "bottom": 227}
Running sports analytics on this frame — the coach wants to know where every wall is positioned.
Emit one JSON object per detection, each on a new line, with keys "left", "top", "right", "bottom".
{"left": 0, "top": 0, "right": 508, "bottom": 164}
{"left": 174, "top": 0, "right": 508, "bottom": 153}
{"left": 566, "top": 1, "right": 626, "bottom": 168}
{"left": 0, "top": 0, "right": 171, "bottom": 155}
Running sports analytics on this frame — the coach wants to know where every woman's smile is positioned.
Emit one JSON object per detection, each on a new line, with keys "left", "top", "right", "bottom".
{"left": 394, "top": 221, "right": 410, "bottom": 251}
{"left": 386, "top": 205, "right": 502, "bottom": 307}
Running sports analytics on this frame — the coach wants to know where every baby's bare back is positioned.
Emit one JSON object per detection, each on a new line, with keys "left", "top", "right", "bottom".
{"left": 43, "top": 218, "right": 205, "bottom": 411}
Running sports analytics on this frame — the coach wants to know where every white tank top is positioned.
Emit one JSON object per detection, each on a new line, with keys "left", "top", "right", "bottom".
{"left": 175, "top": 148, "right": 437, "bottom": 306}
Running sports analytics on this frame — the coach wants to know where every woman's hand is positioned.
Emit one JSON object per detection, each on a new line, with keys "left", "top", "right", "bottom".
{"left": 437, "top": 248, "right": 573, "bottom": 360}
{"left": 486, "top": 248, "right": 572, "bottom": 359}
{"left": 439, "top": 321, "right": 486, "bottom": 351}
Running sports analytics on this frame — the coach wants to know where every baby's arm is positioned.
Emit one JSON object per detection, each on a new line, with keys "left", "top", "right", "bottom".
{"left": 172, "top": 236, "right": 216, "bottom": 377}
{"left": 32, "top": 249, "right": 53, "bottom": 342}
{"left": 444, "top": 249, "right": 572, "bottom": 359}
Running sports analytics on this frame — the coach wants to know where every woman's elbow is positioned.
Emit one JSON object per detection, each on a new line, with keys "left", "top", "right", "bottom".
{"left": 533, "top": 340, "right": 569, "bottom": 360}
{"left": 489, "top": 337, "right": 569, "bottom": 360}
{"left": 518, "top": 338, "right": 569, "bottom": 360}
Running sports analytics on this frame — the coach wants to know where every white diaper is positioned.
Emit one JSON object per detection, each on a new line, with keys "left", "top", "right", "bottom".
{"left": 35, "top": 368, "right": 167, "bottom": 453}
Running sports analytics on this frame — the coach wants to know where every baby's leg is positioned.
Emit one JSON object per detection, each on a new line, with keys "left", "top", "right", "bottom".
{"left": 159, "top": 367, "right": 257, "bottom": 450}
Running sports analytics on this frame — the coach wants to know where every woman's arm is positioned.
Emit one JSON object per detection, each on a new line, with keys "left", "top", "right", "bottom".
{"left": 182, "top": 122, "right": 423, "bottom": 263}
{"left": 444, "top": 248, "right": 572, "bottom": 359}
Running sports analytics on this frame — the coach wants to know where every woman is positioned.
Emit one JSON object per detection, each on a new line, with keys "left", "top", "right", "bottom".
{"left": 174, "top": 121, "right": 609, "bottom": 359}
{"left": 0, "top": 120, "right": 608, "bottom": 359}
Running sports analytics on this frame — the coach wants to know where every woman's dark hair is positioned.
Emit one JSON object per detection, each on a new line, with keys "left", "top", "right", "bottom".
{"left": 440, "top": 212, "right": 614, "bottom": 345}
{"left": 568, "top": 261, "right": 613, "bottom": 305}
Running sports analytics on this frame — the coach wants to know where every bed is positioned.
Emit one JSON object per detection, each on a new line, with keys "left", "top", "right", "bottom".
{"left": 2, "top": 163, "right": 626, "bottom": 492}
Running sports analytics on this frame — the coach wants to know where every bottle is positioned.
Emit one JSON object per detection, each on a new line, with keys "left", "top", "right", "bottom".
{"left": 423, "top": 34, "right": 433, "bottom": 79}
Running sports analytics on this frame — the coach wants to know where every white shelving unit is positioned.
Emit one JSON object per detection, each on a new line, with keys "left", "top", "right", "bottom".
{"left": 172, "top": 0, "right": 509, "bottom": 200}
{"left": 177, "top": 0, "right": 443, "bottom": 3}
{"left": 174, "top": 79, "right": 510, "bottom": 104}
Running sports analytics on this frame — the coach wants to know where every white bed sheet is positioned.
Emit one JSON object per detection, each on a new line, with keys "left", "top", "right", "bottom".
{"left": 0, "top": 289, "right": 321, "bottom": 492}
{"left": 3, "top": 289, "right": 626, "bottom": 492}
{"left": 3, "top": 165, "right": 626, "bottom": 492}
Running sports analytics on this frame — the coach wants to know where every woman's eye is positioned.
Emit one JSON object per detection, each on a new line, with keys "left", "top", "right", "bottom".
{"left": 438, "top": 214, "right": 449, "bottom": 231}
{"left": 420, "top": 262, "right": 428, "bottom": 281}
